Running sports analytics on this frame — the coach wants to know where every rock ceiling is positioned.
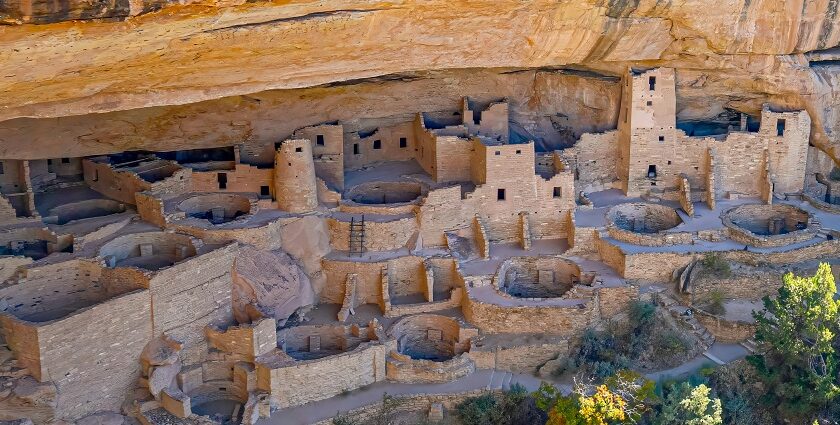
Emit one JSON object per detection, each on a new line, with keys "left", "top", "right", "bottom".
{"left": 1, "top": 0, "right": 840, "bottom": 160}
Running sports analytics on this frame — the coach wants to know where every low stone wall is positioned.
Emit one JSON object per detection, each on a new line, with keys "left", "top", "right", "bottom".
{"left": 385, "top": 351, "right": 475, "bottom": 383}
{"left": 606, "top": 226, "right": 694, "bottom": 247}
{"left": 171, "top": 218, "right": 286, "bottom": 251}
{"left": 694, "top": 310, "right": 755, "bottom": 343}
{"left": 255, "top": 340, "right": 395, "bottom": 409}
{"left": 721, "top": 204, "right": 817, "bottom": 248}
{"left": 468, "top": 334, "right": 570, "bottom": 374}
{"left": 310, "top": 389, "right": 497, "bottom": 425}
{"left": 337, "top": 202, "right": 418, "bottom": 216}
{"left": 462, "top": 293, "right": 594, "bottom": 336}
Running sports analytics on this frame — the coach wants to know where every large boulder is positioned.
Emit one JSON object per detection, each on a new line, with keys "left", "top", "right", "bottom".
{"left": 232, "top": 246, "right": 315, "bottom": 325}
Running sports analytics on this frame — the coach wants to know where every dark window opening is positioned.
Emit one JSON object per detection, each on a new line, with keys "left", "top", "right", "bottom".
{"left": 316, "top": 135, "right": 325, "bottom": 146}
{"left": 649, "top": 76, "right": 656, "bottom": 91}
{"left": 667, "top": 160, "right": 672, "bottom": 165}
{"left": 260, "top": 186, "right": 270, "bottom": 197}
{"left": 295, "top": 147, "right": 302, "bottom": 153}
{"left": 647, "top": 165, "right": 657, "bottom": 179}
{"left": 373, "top": 140, "right": 382, "bottom": 150}
{"left": 274, "top": 142, "right": 281, "bottom": 151}
{"left": 553, "top": 187, "right": 562, "bottom": 198}
{"left": 497, "top": 188, "right": 506, "bottom": 201}
{"left": 399, "top": 137, "right": 407, "bottom": 148}
{"left": 353, "top": 144, "right": 360, "bottom": 155}
{"left": 61, "top": 158, "right": 70, "bottom": 164}
{"left": 0, "top": 162, "right": 5, "bottom": 175}
{"left": 92, "top": 170, "right": 98, "bottom": 182}
{"left": 646, "top": 101, "right": 653, "bottom": 106}
{"left": 515, "top": 150, "right": 521, "bottom": 154}
{"left": 495, "top": 151, "right": 501, "bottom": 156}
{"left": 47, "top": 159, "right": 53, "bottom": 165}
{"left": 217, "top": 173, "right": 227, "bottom": 189}
{"left": 777, "top": 119, "right": 786, "bottom": 136}
{"left": 658, "top": 135, "right": 665, "bottom": 142}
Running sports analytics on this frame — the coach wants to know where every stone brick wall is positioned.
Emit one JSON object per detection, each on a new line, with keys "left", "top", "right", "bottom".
{"left": 386, "top": 351, "right": 475, "bottom": 384}
{"left": 327, "top": 215, "right": 417, "bottom": 252}
{"left": 191, "top": 163, "right": 272, "bottom": 195}
{"left": 695, "top": 311, "right": 755, "bottom": 343}
{"left": 83, "top": 158, "right": 151, "bottom": 205}
{"left": 149, "top": 243, "right": 237, "bottom": 364}
{"left": 293, "top": 123, "right": 344, "bottom": 190}
{"left": 344, "top": 122, "right": 415, "bottom": 171}
{"left": 206, "top": 318, "right": 276, "bottom": 361}
{"left": 256, "top": 340, "right": 394, "bottom": 408}
{"left": 274, "top": 139, "right": 318, "bottom": 213}
{"left": 565, "top": 130, "right": 619, "bottom": 193}
{"left": 462, "top": 292, "right": 594, "bottom": 336}
{"left": 468, "top": 335, "right": 570, "bottom": 374}
{"left": 36, "top": 290, "right": 151, "bottom": 420}
{"left": 321, "top": 258, "right": 385, "bottom": 305}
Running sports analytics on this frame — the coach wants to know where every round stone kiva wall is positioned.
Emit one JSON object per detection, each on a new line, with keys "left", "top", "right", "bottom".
{"left": 607, "top": 202, "right": 682, "bottom": 234}
{"left": 387, "top": 314, "right": 466, "bottom": 362}
{"left": 721, "top": 204, "right": 817, "bottom": 248}
{"left": 48, "top": 199, "right": 126, "bottom": 225}
{"left": 279, "top": 324, "right": 376, "bottom": 361}
{"left": 494, "top": 256, "right": 582, "bottom": 299}
{"left": 346, "top": 181, "right": 424, "bottom": 205}
{"left": 98, "top": 232, "right": 197, "bottom": 271}
{"left": 177, "top": 193, "right": 251, "bottom": 224}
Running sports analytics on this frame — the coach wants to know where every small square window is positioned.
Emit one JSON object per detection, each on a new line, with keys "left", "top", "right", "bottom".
{"left": 373, "top": 140, "right": 382, "bottom": 150}
{"left": 353, "top": 143, "right": 360, "bottom": 155}
{"left": 260, "top": 186, "right": 270, "bottom": 196}
{"left": 658, "top": 135, "right": 665, "bottom": 142}
{"left": 553, "top": 187, "right": 562, "bottom": 198}
{"left": 61, "top": 158, "right": 70, "bottom": 164}
{"left": 667, "top": 160, "right": 672, "bottom": 165}
{"left": 497, "top": 188, "right": 506, "bottom": 201}
{"left": 295, "top": 147, "right": 302, "bottom": 153}
{"left": 515, "top": 150, "right": 521, "bottom": 154}
{"left": 495, "top": 151, "right": 501, "bottom": 156}
{"left": 646, "top": 101, "right": 653, "bottom": 106}
{"left": 316, "top": 135, "right": 325, "bottom": 146}
{"left": 399, "top": 137, "right": 407, "bottom": 148}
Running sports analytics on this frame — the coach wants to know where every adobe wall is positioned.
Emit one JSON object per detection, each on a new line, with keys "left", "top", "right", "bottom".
{"left": 135, "top": 191, "right": 167, "bottom": 228}
{"left": 293, "top": 123, "right": 344, "bottom": 190}
{"left": 171, "top": 218, "right": 286, "bottom": 251}
{"left": 321, "top": 258, "right": 384, "bottom": 305}
{"left": 761, "top": 108, "right": 810, "bottom": 195}
{"left": 566, "top": 130, "right": 620, "bottom": 193}
{"left": 191, "top": 163, "right": 272, "bottom": 196}
{"left": 344, "top": 122, "right": 415, "bottom": 171}
{"left": 418, "top": 186, "right": 470, "bottom": 247}
{"left": 83, "top": 158, "right": 151, "bottom": 205}
{"left": 462, "top": 293, "right": 594, "bottom": 336}
{"left": 463, "top": 99, "right": 508, "bottom": 142}
{"left": 7, "top": 290, "right": 152, "bottom": 420}
{"left": 149, "top": 243, "right": 238, "bottom": 365}
{"left": 326, "top": 216, "right": 417, "bottom": 252}
{"left": 255, "top": 340, "right": 393, "bottom": 409}
{"left": 206, "top": 318, "right": 276, "bottom": 362}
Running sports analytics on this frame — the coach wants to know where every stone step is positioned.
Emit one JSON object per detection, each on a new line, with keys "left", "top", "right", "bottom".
{"left": 501, "top": 372, "right": 513, "bottom": 390}
{"left": 703, "top": 351, "right": 726, "bottom": 366}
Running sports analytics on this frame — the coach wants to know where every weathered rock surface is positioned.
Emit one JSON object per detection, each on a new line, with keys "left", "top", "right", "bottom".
{"left": 232, "top": 245, "right": 315, "bottom": 325}
{"left": 0, "top": 1, "right": 839, "bottom": 163}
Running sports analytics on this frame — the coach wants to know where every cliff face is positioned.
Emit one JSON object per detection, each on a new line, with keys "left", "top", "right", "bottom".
{"left": 1, "top": 0, "right": 839, "bottom": 161}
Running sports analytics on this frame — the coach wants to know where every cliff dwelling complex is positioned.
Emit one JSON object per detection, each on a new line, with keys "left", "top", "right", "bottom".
{"left": 2, "top": 2, "right": 840, "bottom": 424}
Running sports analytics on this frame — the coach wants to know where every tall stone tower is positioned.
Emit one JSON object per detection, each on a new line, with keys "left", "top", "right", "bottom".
{"left": 617, "top": 67, "right": 678, "bottom": 196}
{"left": 274, "top": 138, "right": 318, "bottom": 213}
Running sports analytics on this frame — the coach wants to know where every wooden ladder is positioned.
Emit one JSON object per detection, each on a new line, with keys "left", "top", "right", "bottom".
{"left": 349, "top": 215, "right": 366, "bottom": 256}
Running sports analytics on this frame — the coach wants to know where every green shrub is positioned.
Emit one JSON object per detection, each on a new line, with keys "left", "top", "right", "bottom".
{"left": 701, "top": 254, "right": 731, "bottom": 278}
{"left": 704, "top": 289, "right": 727, "bottom": 316}
{"left": 456, "top": 385, "right": 546, "bottom": 425}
